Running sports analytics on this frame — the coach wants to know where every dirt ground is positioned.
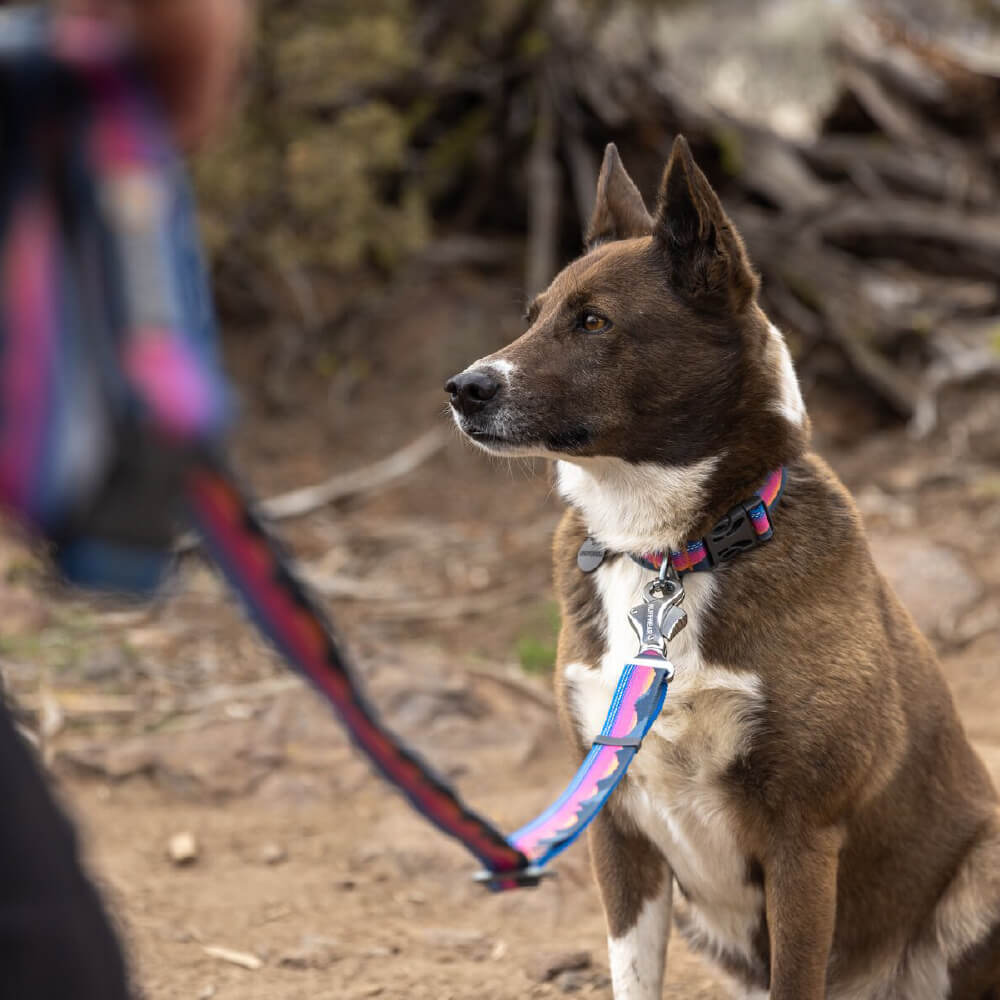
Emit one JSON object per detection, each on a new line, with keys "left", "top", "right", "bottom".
{"left": 2, "top": 272, "right": 1000, "bottom": 999}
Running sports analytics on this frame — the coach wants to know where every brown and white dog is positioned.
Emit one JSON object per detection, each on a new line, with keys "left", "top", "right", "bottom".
{"left": 446, "top": 136, "right": 1000, "bottom": 999}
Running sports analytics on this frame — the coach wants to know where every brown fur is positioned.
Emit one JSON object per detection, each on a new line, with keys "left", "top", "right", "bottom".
{"left": 449, "top": 136, "right": 1000, "bottom": 998}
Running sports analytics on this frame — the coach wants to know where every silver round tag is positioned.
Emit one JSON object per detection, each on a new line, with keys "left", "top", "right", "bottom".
{"left": 577, "top": 536, "right": 606, "bottom": 573}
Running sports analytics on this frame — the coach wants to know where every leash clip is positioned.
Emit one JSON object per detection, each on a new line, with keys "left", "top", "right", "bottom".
{"left": 628, "top": 565, "right": 687, "bottom": 659}
{"left": 473, "top": 864, "right": 553, "bottom": 892}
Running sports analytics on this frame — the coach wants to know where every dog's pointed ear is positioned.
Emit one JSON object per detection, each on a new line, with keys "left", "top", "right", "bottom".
{"left": 654, "top": 135, "right": 758, "bottom": 311}
{"left": 585, "top": 143, "right": 653, "bottom": 249}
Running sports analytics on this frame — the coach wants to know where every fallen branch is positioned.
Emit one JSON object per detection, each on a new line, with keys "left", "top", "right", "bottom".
{"left": 202, "top": 945, "right": 263, "bottom": 971}
{"left": 466, "top": 667, "right": 555, "bottom": 710}
{"left": 12, "top": 677, "right": 305, "bottom": 722}
{"left": 304, "top": 573, "right": 541, "bottom": 622}
{"left": 261, "top": 427, "right": 448, "bottom": 521}
{"left": 176, "top": 427, "right": 448, "bottom": 552}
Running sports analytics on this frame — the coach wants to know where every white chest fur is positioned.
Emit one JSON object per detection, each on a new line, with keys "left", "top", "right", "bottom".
{"left": 564, "top": 556, "right": 766, "bottom": 967}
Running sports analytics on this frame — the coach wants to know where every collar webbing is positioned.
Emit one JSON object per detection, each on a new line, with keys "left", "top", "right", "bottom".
{"left": 631, "top": 466, "right": 786, "bottom": 574}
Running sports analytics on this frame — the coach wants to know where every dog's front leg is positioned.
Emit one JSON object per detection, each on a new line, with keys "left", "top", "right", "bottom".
{"left": 590, "top": 810, "right": 672, "bottom": 1000}
{"left": 764, "top": 827, "right": 842, "bottom": 1000}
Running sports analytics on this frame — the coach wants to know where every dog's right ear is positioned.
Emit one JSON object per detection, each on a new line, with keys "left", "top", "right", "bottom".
{"left": 585, "top": 143, "right": 653, "bottom": 250}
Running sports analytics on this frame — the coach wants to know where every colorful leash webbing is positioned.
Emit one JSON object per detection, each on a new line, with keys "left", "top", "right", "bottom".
{"left": 182, "top": 455, "right": 532, "bottom": 886}
{"left": 509, "top": 653, "right": 671, "bottom": 868}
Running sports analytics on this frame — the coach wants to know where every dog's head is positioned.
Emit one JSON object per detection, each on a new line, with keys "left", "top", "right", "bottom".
{"left": 446, "top": 136, "right": 808, "bottom": 509}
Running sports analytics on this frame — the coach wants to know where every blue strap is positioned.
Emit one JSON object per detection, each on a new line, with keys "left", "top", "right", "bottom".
{"left": 507, "top": 656, "right": 671, "bottom": 870}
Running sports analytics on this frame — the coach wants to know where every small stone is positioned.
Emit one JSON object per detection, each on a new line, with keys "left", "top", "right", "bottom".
{"left": 870, "top": 538, "right": 982, "bottom": 638}
{"left": 197, "top": 987, "right": 216, "bottom": 1000}
{"left": 362, "top": 945, "right": 396, "bottom": 958}
{"left": 278, "top": 935, "right": 341, "bottom": 971}
{"left": 526, "top": 950, "right": 591, "bottom": 984}
{"left": 555, "top": 970, "right": 586, "bottom": 993}
{"left": 167, "top": 831, "right": 199, "bottom": 866}
{"left": 259, "top": 842, "right": 287, "bottom": 865}
{"left": 420, "top": 927, "right": 491, "bottom": 961}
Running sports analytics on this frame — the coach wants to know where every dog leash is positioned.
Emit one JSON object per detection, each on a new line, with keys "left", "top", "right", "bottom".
{"left": 183, "top": 453, "right": 693, "bottom": 888}
{"left": 0, "top": 9, "right": 779, "bottom": 892}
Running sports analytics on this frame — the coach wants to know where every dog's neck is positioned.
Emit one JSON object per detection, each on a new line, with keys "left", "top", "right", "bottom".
{"left": 557, "top": 323, "right": 807, "bottom": 556}
{"left": 556, "top": 455, "right": 721, "bottom": 555}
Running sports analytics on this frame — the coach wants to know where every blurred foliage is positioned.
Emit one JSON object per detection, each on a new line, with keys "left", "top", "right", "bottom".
{"left": 195, "top": 1, "right": 425, "bottom": 288}
{"left": 192, "top": 0, "right": 700, "bottom": 327}
{"left": 194, "top": 0, "right": 554, "bottom": 322}
{"left": 515, "top": 600, "right": 560, "bottom": 674}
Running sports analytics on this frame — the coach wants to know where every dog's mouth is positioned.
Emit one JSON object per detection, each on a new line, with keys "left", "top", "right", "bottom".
{"left": 456, "top": 421, "right": 527, "bottom": 453}
{"left": 466, "top": 428, "right": 512, "bottom": 445}
{"left": 453, "top": 409, "right": 592, "bottom": 458}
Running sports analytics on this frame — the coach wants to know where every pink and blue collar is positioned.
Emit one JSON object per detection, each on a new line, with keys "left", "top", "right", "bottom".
{"left": 577, "top": 467, "right": 787, "bottom": 577}
{"left": 633, "top": 466, "right": 786, "bottom": 574}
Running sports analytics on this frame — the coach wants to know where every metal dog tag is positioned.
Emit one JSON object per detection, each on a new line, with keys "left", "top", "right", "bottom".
{"left": 577, "top": 536, "right": 606, "bottom": 573}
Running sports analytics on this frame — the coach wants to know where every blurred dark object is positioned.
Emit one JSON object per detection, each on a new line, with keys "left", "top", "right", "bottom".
{"left": 0, "top": 7, "right": 231, "bottom": 591}
{"left": 204, "top": 1, "right": 1000, "bottom": 428}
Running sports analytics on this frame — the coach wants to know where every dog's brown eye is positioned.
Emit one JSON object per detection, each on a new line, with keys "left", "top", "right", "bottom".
{"left": 581, "top": 313, "right": 609, "bottom": 333}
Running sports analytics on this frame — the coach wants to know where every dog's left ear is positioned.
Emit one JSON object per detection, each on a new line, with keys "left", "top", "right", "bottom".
{"left": 654, "top": 135, "right": 758, "bottom": 312}
{"left": 586, "top": 143, "right": 653, "bottom": 250}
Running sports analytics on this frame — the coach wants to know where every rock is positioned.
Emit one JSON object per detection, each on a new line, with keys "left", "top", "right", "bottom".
{"left": 259, "top": 842, "right": 287, "bottom": 865}
{"left": 386, "top": 683, "right": 487, "bottom": 732}
{"left": 361, "top": 945, "right": 397, "bottom": 958}
{"left": 555, "top": 970, "right": 586, "bottom": 993}
{"left": 855, "top": 486, "right": 916, "bottom": 529}
{"left": 253, "top": 772, "right": 331, "bottom": 805}
{"left": 59, "top": 741, "right": 158, "bottom": 782}
{"left": 869, "top": 537, "right": 982, "bottom": 638}
{"left": 278, "top": 936, "right": 341, "bottom": 970}
{"left": 0, "top": 586, "right": 49, "bottom": 635}
{"left": 525, "top": 950, "right": 591, "bottom": 984}
{"left": 80, "top": 646, "right": 133, "bottom": 684}
{"left": 167, "top": 831, "right": 199, "bottom": 866}
{"left": 57, "top": 713, "right": 289, "bottom": 798}
{"left": 420, "top": 927, "right": 491, "bottom": 961}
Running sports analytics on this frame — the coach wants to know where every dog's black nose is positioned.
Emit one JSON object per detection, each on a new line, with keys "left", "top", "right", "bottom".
{"left": 445, "top": 370, "right": 500, "bottom": 415}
